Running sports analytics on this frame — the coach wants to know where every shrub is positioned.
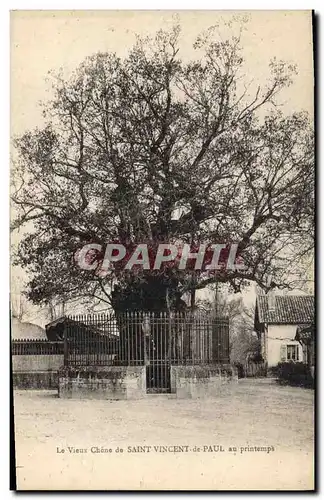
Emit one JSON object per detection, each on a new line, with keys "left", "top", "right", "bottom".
{"left": 274, "top": 362, "right": 314, "bottom": 388}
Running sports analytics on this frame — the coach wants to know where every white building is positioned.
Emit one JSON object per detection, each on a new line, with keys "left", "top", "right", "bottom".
{"left": 254, "top": 295, "right": 314, "bottom": 367}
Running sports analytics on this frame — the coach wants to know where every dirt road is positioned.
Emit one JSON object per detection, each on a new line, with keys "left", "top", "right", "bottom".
{"left": 13, "top": 379, "right": 314, "bottom": 490}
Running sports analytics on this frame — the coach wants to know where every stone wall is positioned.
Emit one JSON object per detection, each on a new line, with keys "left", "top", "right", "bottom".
{"left": 12, "top": 355, "right": 63, "bottom": 372}
{"left": 58, "top": 365, "right": 146, "bottom": 400}
{"left": 13, "top": 358, "right": 237, "bottom": 397}
{"left": 58, "top": 364, "right": 237, "bottom": 399}
{"left": 13, "top": 371, "right": 59, "bottom": 389}
{"left": 170, "top": 364, "right": 237, "bottom": 399}
{"left": 12, "top": 355, "right": 64, "bottom": 389}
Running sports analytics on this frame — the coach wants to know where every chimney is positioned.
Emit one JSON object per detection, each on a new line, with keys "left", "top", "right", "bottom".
{"left": 267, "top": 276, "right": 276, "bottom": 313}
{"left": 268, "top": 290, "right": 276, "bottom": 312}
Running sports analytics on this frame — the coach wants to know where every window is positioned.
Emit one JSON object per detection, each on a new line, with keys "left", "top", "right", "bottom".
{"left": 287, "top": 344, "right": 299, "bottom": 361}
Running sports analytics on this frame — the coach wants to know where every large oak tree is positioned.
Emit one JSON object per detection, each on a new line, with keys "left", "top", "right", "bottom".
{"left": 11, "top": 22, "right": 314, "bottom": 313}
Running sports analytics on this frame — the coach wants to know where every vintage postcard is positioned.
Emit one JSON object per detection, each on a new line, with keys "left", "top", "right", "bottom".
{"left": 10, "top": 10, "right": 315, "bottom": 491}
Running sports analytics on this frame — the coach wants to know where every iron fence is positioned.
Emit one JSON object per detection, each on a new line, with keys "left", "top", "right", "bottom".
{"left": 12, "top": 339, "right": 64, "bottom": 355}
{"left": 63, "top": 312, "right": 229, "bottom": 367}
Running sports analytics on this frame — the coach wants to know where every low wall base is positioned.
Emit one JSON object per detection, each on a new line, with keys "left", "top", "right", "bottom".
{"left": 171, "top": 364, "right": 238, "bottom": 399}
{"left": 13, "top": 371, "right": 58, "bottom": 389}
{"left": 58, "top": 366, "right": 146, "bottom": 400}
{"left": 57, "top": 364, "right": 237, "bottom": 400}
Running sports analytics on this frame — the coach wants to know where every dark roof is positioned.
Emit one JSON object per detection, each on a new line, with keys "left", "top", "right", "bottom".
{"left": 255, "top": 295, "right": 314, "bottom": 325}
{"left": 45, "top": 316, "right": 66, "bottom": 330}
{"left": 45, "top": 316, "right": 118, "bottom": 341}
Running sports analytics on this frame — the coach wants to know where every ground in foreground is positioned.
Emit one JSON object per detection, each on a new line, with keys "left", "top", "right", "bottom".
{"left": 13, "top": 378, "right": 314, "bottom": 490}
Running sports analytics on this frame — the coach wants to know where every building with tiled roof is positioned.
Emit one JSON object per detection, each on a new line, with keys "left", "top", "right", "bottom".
{"left": 254, "top": 295, "right": 315, "bottom": 368}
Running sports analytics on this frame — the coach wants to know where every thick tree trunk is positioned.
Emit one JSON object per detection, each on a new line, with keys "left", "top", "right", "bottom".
{"left": 111, "top": 276, "right": 170, "bottom": 313}
{"left": 111, "top": 275, "right": 187, "bottom": 364}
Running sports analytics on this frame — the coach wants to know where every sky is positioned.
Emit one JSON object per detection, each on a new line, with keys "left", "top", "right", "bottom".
{"left": 10, "top": 10, "right": 314, "bottom": 325}
{"left": 11, "top": 10, "right": 313, "bottom": 137}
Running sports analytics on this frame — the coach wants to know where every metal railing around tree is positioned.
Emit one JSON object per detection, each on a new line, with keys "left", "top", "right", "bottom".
{"left": 62, "top": 312, "right": 230, "bottom": 367}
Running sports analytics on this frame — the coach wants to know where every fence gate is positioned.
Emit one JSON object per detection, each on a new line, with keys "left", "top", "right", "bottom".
{"left": 143, "top": 314, "right": 171, "bottom": 394}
